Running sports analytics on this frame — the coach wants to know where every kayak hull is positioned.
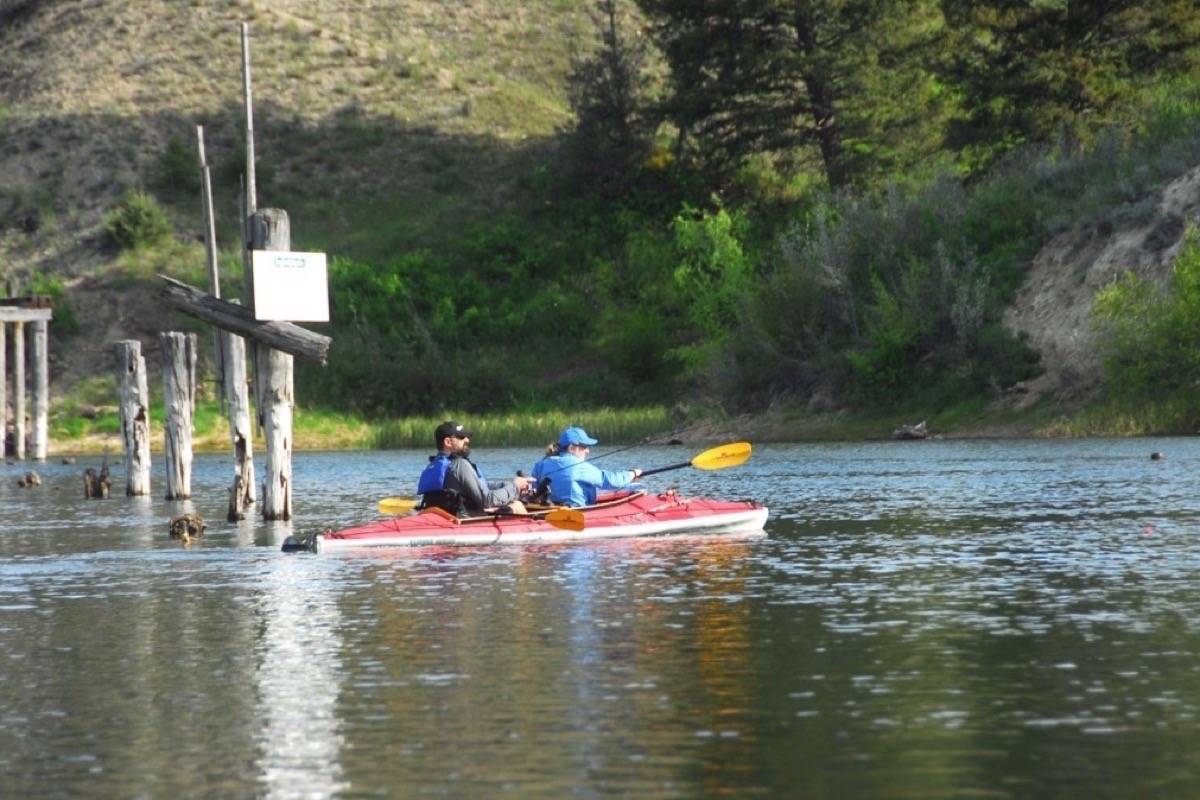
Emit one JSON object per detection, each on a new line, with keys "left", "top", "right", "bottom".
{"left": 314, "top": 492, "right": 768, "bottom": 552}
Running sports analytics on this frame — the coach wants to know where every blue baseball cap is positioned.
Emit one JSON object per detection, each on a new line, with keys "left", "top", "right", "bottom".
{"left": 558, "top": 426, "right": 598, "bottom": 448}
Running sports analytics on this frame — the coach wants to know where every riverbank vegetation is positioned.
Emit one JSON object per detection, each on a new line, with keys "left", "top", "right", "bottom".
{"left": 22, "top": 0, "right": 1200, "bottom": 441}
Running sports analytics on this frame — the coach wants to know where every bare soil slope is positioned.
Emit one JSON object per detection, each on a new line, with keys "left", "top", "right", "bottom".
{"left": 1002, "top": 167, "right": 1200, "bottom": 406}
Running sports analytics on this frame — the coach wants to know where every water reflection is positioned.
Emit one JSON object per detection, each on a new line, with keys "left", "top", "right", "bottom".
{"left": 5, "top": 440, "right": 1200, "bottom": 796}
{"left": 254, "top": 556, "right": 347, "bottom": 797}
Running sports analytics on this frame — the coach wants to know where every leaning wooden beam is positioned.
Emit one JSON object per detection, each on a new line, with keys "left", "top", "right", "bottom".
{"left": 157, "top": 276, "right": 330, "bottom": 363}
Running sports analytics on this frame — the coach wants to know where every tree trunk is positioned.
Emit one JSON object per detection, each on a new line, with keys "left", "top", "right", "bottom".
{"left": 115, "top": 340, "right": 151, "bottom": 496}
{"left": 794, "top": 6, "right": 848, "bottom": 189}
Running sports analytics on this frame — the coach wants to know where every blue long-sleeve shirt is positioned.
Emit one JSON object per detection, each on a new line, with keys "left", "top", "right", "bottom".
{"left": 532, "top": 453, "right": 637, "bottom": 507}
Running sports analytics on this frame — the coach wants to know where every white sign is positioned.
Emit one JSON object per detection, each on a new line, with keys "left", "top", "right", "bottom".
{"left": 252, "top": 250, "right": 330, "bottom": 322}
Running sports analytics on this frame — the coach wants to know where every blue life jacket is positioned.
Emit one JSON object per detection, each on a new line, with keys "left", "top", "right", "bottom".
{"left": 417, "top": 453, "right": 486, "bottom": 515}
{"left": 417, "top": 453, "right": 453, "bottom": 495}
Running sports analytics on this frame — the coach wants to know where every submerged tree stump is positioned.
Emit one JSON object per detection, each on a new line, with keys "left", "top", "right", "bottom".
{"left": 84, "top": 462, "right": 112, "bottom": 499}
{"left": 227, "top": 475, "right": 246, "bottom": 521}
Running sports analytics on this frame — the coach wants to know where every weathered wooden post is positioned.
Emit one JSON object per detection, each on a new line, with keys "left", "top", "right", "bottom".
{"left": 160, "top": 332, "right": 197, "bottom": 500}
{"left": 222, "top": 324, "right": 255, "bottom": 518}
{"left": 197, "top": 123, "right": 256, "bottom": 516}
{"left": 32, "top": 318, "right": 48, "bottom": 460}
{"left": 12, "top": 321, "right": 24, "bottom": 460}
{"left": 0, "top": 321, "right": 6, "bottom": 458}
{"left": 115, "top": 340, "right": 151, "bottom": 496}
{"left": 250, "top": 209, "right": 293, "bottom": 521}
{"left": 1, "top": 301, "right": 52, "bottom": 460}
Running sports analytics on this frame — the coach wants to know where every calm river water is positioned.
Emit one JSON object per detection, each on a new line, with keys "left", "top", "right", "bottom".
{"left": 3, "top": 439, "right": 1200, "bottom": 798}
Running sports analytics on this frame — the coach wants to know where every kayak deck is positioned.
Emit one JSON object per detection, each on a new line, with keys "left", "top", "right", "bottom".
{"left": 311, "top": 491, "right": 768, "bottom": 552}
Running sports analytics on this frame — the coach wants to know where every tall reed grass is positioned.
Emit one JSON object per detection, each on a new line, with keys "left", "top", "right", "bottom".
{"left": 371, "top": 407, "right": 675, "bottom": 449}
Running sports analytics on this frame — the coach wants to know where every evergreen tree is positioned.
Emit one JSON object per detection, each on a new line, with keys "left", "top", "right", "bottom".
{"left": 564, "top": 0, "right": 656, "bottom": 197}
{"left": 636, "top": 0, "right": 946, "bottom": 188}
{"left": 939, "top": 0, "right": 1200, "bottom": 164}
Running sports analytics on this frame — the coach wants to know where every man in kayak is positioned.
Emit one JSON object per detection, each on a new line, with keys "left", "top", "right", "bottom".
{"left": 418, "top": 420, "right": 532, "bottom": 516}
{"left": 531, "top": 426, "right": 642, "bottom": 507}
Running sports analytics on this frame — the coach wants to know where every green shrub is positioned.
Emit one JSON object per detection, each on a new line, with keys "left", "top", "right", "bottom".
{"left": 1093, "top": 225, "right": 1200, "bottom": 397}
{"left": 152, "top": 136, "right": 201, "bottom": 197}
{"left": 26, "top": 273, "right": 80, "bottom": 336}
{"left": 104, "top": 190, "right": 173, "bottom": 250}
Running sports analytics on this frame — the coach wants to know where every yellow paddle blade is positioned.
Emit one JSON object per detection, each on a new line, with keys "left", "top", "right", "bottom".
{"left": 378, "top": 496, "right": 418, "bottom": 515}
{"left": 544, "top": 508, "right": 586, "bottom": 532}
{"left": 691, "top": 441, "right": 752, "bottom": 471}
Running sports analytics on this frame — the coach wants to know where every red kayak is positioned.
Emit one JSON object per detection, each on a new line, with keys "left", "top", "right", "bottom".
{"left": 312, "top": 491, "right": 768, "bottom": 552}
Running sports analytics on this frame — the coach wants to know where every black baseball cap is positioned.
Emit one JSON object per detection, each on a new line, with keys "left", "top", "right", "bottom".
{"left": 434, "top": 420, "right": 471, "bottom": 446}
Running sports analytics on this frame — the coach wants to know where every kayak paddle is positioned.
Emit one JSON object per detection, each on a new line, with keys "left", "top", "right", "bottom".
{"left": 544, "top": 508, "right": 585, "bottom": 532}
{"left": 638, "top": 441, "right": 752, "bottom": 477}
{"left": 378, "top": 496, "right": 419, "bottom": 514}
{"left": 377, "top": 496, "right": 584, "bottom": 531}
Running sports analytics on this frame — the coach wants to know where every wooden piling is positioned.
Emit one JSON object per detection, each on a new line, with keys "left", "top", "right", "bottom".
{"left": 222, "top": 322, "right": 256, "bottom": 512}
{"left": 259, "top": 346, "right": 293, "bottom": 520}
{"left": 115, "top": 340, "right": 151, "bottom": 496}
{"left": 161, "top": 332, "right": 197, "bottom": 500}
{"left": 13, "top": 322, "right": 24, "bottom": 460}
{"left": 32, "top": 318, "right": 48, "bottom": 460}
{"left": 249, "top": 209, "right": 294, "bottom": 521}
{"left": 1, "top": 303, "right": 53, "bottom": 460}
{"left": 0, "top": 322, "right": 6, "bottom": 459}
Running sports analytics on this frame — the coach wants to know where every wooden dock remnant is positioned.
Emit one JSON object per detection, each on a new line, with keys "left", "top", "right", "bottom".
{"left": 1, "top": 298, "right": 53, "bottom": 460}
{"left": 250, "top": 209, "right": 294, "bottom": 521}
{"left": 222, "top": 324, "right": 256, "bottom": 517}
{"left": 158, "top": 277, "right": 330, "bottom": 362}
{"left": 160, "top": 332, "right": 197, "bottom": 500}
{"left": 115, "top": 340, "right": 151, "bottom": 495}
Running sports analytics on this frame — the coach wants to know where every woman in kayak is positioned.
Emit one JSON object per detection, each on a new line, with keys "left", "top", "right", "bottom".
{"left": 418, "top": 420, "right": 532, "bottom": 515}
{"left": 532, "top": 426, "right": 642, "bottom": 507}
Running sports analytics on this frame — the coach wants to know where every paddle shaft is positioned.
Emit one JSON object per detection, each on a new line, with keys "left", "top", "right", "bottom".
{"left": 638, "top": 461, "right": 691, "bottom": 478}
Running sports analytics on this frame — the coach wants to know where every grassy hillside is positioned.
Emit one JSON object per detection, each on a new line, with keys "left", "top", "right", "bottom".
{"left": 0, "top": 0, "right": 626, "bottom": 414}
{"left": 0, "top": 0, "right": 602, "bottom": 274}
